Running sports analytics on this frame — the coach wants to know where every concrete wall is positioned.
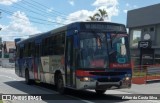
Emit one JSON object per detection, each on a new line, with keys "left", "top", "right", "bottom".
{"left": 1, "top": 58, "right": 15, "bottom": 68}
{"left": 127, "top": 3, "right": 160, "bottom": 28}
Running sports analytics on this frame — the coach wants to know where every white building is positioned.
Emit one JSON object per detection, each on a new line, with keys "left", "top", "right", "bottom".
{"left": 1, "top": 41, "right": 15, "bottom": 68}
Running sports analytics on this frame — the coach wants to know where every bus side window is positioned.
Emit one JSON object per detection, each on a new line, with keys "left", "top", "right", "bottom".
{"left": 42, "top": 38, "right": 49, "bottom": 56}
{"left": 53, "top": 33, "right": 65, "bottom": 55}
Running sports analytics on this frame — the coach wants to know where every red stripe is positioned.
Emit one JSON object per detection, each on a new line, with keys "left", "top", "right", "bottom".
{"left": 33, "top": 59, "right": 38, "bottom": 79}
{"left": 75, "top": 70, "right": 104, "bottom": 76}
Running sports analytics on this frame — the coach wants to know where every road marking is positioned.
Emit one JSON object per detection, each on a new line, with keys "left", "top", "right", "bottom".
{"left": 66, "top": 95, "right": 95, "bottom": 103}
{"left": 147, "top": 100, "right": 160, "bottom": 103}
{"left": 0, "top": 75, "right": 17, "bottom": 80}
{"left": 33, "top": 85, "right": 94, "bottom": 103}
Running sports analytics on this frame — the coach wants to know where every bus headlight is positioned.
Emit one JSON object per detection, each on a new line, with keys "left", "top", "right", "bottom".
{"left": 80, "top": 77, "right": 89, "bottom": 81}
{"left": 80, "top": 77, "right": 94, "bottom": 82}
{"left": 125, "top": 77, "right": 130, "bottom": 81}
{"left": 84, "top": 77, "right": 89, "bottom": 81}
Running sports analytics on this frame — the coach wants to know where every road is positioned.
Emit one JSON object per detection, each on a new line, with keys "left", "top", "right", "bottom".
{"left": 0, "top": 67, "right": 159, "bottom": 103}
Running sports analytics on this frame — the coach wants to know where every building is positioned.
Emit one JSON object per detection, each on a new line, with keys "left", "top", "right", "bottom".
{"left": 127, "top": 3, "right": 160, "bottom": 66}
{"left": 0, "top": 37, "right": 2, "bottom": 65}
{"left": 1, "top": 41, "right": 15, "bottom": 68}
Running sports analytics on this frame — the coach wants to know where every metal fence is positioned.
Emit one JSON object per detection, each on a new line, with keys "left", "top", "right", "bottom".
{"left": 132, "top": 64, "right": 160, "bottom": 83}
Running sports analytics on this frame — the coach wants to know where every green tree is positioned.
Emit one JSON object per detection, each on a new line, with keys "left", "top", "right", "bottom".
{"left": 87, "top": 9, "right": 108, "bottom": 21}
{"left": 87, "top": 15, "right": 97, "bottom": 21}
{"left": 94, "top": 9, "right": 108, "bottom": 21}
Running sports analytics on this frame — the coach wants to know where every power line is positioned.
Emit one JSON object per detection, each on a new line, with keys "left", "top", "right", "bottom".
{"left": 0, "top": 8, "right": 65, "bottom": 25}
{"left": 21, "top": 0, "right": 67, "bottom": 18}
{"left": 6, "top": 0, "right": 78, "bottom": 25}
{"left": 11, "top": 4, "right": 56, "bottom": 19}
{"left": 17, "top": 0, "right": 76, "bottom": 21}
{"left": 10, "top": 2, "right": 70, "bottom": 23}
{"left": 29, "top": 0, "right": 68, "bottom": 17}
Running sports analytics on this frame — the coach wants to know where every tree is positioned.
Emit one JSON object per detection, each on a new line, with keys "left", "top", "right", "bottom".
{"left": 87, "top": 15, "right": 97, "bottom": 21}
{"left": 87, "top": 9, "right": 108, "bottom": 21}
{"left": 94, "top": 9, "right": 108, "bottom": 21}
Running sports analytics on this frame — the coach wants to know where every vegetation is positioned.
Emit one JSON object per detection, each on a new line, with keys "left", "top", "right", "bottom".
{"left": 132, "top": 37, "right": 140, "bottom": 44}
{"left": 88, "top": 9, "right": 108, "bottom": 21}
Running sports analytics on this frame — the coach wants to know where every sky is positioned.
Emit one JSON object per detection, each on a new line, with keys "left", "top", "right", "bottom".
{"left": 0, "top": 0, "right": 160, "bottom": 41}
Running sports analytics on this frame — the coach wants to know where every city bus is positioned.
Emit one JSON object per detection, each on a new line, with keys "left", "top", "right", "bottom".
{"left": 15, "top": 22, "right": 132, "bottom": 94}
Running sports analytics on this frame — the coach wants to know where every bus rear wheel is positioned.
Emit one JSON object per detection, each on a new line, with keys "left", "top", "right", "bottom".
{"left": 57, "top": 74, "right": 65, "bottom": 94}
{"left": 95, "top": 89, "right": 106, "bottom": 95}
{"left": 25, "top": 69, "right": 32, "bottom": 85}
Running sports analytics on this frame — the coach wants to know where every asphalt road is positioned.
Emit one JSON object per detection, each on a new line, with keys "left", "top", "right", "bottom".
{"left": 0, "top": 67, "right": 159, "bottom": 103}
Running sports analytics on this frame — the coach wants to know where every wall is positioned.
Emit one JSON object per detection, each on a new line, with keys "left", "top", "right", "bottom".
{"left": 127, "top": 4, "right": 160, "bottom": 28}
{"left": 1, "top": 58, "right": 15, "bottom": 68}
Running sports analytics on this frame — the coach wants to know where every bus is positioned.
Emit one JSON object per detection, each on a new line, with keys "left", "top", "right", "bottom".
{"left": 15, "top": 22, "right": 132, "bottom": 94}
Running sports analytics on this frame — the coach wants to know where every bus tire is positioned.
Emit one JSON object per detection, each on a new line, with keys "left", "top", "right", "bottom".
{"left": 25, "top": 69, "right": 32, "bottom": 85}
{"left": 95, "top": 89, "right": 106, "bottom": 95}
{"left": 57, "top": 74, "right": 65, "bottom": 94}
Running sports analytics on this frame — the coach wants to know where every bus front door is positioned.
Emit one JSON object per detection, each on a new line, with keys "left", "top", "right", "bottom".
{"left": 65, "top": 36, "right": 74, "bottom": 86}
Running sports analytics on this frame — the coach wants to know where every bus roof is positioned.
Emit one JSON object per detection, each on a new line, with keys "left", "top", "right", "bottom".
{"left": 16, "top": 21, "right": 126, "bottom": 45}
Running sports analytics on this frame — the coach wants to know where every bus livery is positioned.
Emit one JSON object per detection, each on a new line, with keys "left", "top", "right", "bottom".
{"left": 15, "top": 22, "right": 132, "bottom": 94}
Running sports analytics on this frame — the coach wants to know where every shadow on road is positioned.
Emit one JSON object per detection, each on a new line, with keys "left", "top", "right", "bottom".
{"left": 4, "top": 81, "right": 129, "bottom": 102}
{"left": 146, "top": 80, "right": 160, "bottom": 84}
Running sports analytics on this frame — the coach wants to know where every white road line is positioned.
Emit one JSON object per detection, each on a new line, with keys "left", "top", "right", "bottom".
{"left": 0, "top": 75, "right": 17, "bottom": 80}
{"left": 147, "top": 100, "right": 160, "bottom": 103}
{"left": 66, "top": 95, "right": 95, "bottom": 103}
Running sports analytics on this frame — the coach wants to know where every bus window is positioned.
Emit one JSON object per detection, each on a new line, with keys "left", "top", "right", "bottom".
{"left": 110, "top": 34, "right": 129, "bottom": 64}
{"left": 78, "top": 32, "right": 108, "bottom": 68}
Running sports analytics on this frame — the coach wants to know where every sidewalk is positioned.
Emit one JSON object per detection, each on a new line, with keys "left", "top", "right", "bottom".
{"left": 118, "top": 83, "right": 160, "bottom": 94}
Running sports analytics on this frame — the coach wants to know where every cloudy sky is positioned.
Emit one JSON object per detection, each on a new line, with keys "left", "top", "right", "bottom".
{"left": 0, "top": 0, "right": 160, "bottom": 41}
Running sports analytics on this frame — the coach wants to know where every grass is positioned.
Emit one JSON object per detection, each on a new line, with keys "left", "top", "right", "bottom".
{"left": 0, "top": 100, "right": 3, "bottom": 103}
{"left": 133, "top": 72, "right": 146, "bottom": 77}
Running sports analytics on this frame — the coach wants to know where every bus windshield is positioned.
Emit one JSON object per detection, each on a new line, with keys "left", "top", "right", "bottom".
{"left": 78, "top": 32, "right": 108, "bottom": 68}
{"left": 109, "top": 34, "right": 129, "bottom": 64}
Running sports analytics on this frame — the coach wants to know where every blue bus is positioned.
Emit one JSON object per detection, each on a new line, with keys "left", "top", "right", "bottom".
{"left": 15, "top": 22, "right": 132, "bottom": 94}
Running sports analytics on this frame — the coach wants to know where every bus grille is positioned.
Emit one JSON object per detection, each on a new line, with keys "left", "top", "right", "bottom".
{"left": 97, "top": 78, "right": 120, "bottom": 82}
{"left": 89, "top": 72, "right": 126, "bottom": 76}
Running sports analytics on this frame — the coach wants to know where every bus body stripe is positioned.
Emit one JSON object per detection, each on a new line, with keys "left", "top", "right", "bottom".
{"left": 75, "top": 70, "right": 104, "bottom": 77}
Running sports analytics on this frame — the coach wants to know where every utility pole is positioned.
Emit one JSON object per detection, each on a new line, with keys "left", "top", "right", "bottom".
{"left": 0, "top": 12, "right": 2, "bottom": 66}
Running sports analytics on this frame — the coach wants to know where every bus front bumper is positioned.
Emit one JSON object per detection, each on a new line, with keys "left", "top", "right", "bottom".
{"left": 76, "top": 78, "right": 131, "bottom": 90}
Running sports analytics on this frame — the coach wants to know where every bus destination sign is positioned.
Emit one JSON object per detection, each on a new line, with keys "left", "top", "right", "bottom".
{"left": 81, "top": 23, "right": 126, "bottom": 32}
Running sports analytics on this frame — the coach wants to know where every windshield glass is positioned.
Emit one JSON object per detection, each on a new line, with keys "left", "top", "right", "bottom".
{"left": 109, "top": 34, "right": 129, "bottom": 64}
{"left": 78, "top": 32, "right": 108, "bottom": 68}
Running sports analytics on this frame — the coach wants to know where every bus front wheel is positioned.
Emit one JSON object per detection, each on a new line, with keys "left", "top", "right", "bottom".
{"left": 57, "top": 74, "right": 65, "bottom": 94}
{"left": 95, "top": 89, "right": 106, "bottom": 95}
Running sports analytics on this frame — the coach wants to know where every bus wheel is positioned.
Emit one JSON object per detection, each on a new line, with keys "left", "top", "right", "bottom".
{"left": 57, "top": 74, "right": 65, "bottom": 94}
{"left": 95, "top": 89, "right": 106, "bottom": 95}
{"left": 25, "top": 69, "right": 31, "bottom": 85}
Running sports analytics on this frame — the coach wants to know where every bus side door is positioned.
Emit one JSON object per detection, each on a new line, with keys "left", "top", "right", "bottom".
{"left": 34, "top": 44, "right": 41, "bottom": 80}
{"left": 65, "top": 36, "right": 74, "bottom": 86}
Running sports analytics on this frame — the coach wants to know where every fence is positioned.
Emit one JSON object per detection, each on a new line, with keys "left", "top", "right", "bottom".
{"left": 133, "top": 64, "right": 160, "bottom": 84}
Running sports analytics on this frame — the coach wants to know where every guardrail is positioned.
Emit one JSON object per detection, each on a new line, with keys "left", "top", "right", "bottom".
{"left": 146, "top": 66, "right": 160, "bottom": 82}
{"left": 132, "top": 64, "right": 160, "bottom": 84}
